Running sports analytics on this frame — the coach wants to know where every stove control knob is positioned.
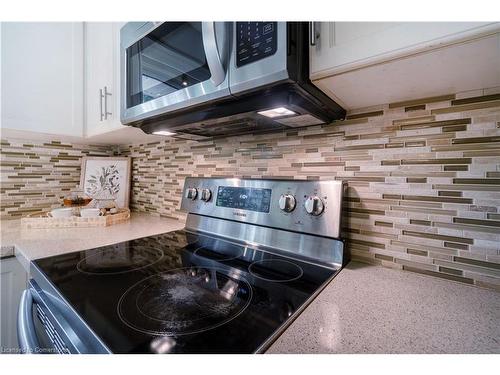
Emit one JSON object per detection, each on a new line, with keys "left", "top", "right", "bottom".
{"left": 200, "top": 188, "right": 212, "bottom": 202}
{"left": 278, "top": 194, "right": 296, "bottom": 213}
{"left": 185, "top": 188, "right": 198, "bottom": 200}
{"left": 304, "top": 196, "right": 324, "bottom": 216}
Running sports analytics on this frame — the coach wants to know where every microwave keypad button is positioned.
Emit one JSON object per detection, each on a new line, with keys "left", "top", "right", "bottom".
{"left": 236, "top": 22, "right": 277, "bottom": 67}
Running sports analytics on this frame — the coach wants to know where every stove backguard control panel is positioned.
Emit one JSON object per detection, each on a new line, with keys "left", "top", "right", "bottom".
{"left": 180, "top": 177, "right": 344, "bottom": 239}
{"left": 236, "top": 22, "right": 278, "bottom": 67}
{"left": 216, "top": 186, "right": 272, "bottom": 213}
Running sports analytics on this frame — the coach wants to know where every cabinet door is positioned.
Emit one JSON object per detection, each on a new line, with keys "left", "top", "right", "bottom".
{"left": 85, "top": 22, "right": 125, "bottom": 137}
{"left": 1, "top": 22, "right": 84, "bottom": 136}
{"left": 0, "top": 257, "right": 28, "bottom": 352}
{"left": 313, "top": 33, "right": 500, "bottom": 110}
{"left": 112, "top": 23, "right": 127, "bottom": 131}
{"left": 310, "top": 22, "right": 500, "bottom": 80}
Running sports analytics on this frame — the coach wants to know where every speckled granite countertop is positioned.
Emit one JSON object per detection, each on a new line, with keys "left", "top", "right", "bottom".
{"left": 1, "top": 215, "right": 498, "bottom": 353}
{"left": 0, "top": 212, "right": 185, "bottom": 271}
{"left": 268, "top": 261, "right": 500, "bottom": 354}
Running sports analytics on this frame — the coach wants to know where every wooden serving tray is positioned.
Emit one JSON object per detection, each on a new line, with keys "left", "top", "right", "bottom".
{"left": 21, "top": 208, "right": 131, "bottom": 229}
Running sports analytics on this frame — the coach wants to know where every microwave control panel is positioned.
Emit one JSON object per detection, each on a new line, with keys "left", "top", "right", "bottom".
{"left": 236, "top": 22, "right": 278, "bottom": 67}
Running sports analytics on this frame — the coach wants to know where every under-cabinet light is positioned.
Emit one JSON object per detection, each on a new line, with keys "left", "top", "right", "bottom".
{"left": 257, "top": 107, "right": 297, "bottom": 118}
{"left": 152, "top": 130, "right": 176, "bottom": 136}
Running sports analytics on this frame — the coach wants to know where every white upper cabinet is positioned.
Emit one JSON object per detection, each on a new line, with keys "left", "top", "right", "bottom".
{"left": 310, "top": 22, "right": 500, "bottom": 109}
{"left": 1, "top": 22, "right": 84, "bottom": 136}
{"left": 84, "top": 22, "right": 126, "bottom": 137}
{"left": 310, "top": 22, "right": 500, "bottom": 79}
{"left": 1, "top": 22, "right": 160, "bottom": 144}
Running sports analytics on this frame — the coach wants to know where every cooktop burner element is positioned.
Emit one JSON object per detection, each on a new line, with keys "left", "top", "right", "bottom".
{"left": 117, "top": 267, "right": 252, "bottom": 336}
{"left": 193, "top": 242, "right": 245, "bottom": 262}
{"left": 76, "top": 246, "right": 164, "bottom": 275}
{"left": 249, "top": 259, "right": 304, "bottom": 282}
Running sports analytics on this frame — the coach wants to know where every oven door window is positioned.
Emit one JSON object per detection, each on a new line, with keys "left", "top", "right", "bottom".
{"left": 126, "top": 22, "right": 211, "bottom": 108}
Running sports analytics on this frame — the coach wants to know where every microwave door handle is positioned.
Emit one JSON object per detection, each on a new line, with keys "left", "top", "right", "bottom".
{"left": 18, "top": 289, "right": 40, "bottom": 354}
{"left": 202, "top": 22, "right": 225, "bottom": 86}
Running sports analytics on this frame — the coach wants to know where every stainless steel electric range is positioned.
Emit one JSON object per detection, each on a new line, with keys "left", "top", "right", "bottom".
{"left": 18, "top": 178, "right": 345, "bottom": 354}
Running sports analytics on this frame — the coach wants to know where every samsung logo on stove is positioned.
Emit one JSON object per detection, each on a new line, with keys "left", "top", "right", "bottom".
{"left": 233, "top": 211, "right": 247, "bottom": 217}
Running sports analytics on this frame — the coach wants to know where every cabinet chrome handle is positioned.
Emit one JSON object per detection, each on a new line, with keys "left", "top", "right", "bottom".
{"left": 99, "top": 89, "right": 104, "bottom": 121}
{"left": 309, "top": 22, "right": 319, "bottom": 46}
{"left": 103, "top": 86, "right": 112, "bottom": 120}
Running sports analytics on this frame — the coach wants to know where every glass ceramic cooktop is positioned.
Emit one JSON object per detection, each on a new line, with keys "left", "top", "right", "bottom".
{"left": 34, "top": 230, "right": 337, "bottom": 353}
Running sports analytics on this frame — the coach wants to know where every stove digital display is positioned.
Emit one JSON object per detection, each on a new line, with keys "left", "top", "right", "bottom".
{"left": 216, "top": 186, "right": 272, "bottom": 213}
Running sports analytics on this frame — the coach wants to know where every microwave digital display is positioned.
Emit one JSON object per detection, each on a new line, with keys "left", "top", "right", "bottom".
{"left": 236, "top": 22, "right": 277, "bottom": 67}
{"left": 216, "top": 186, "right": 272, "bottom": 213}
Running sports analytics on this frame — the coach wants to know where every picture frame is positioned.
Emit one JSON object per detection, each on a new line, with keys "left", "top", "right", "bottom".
{"left": 80, "top": 157, "right": 132, "bottom": 208}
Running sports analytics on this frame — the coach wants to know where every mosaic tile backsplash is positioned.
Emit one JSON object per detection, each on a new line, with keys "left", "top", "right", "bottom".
{"left": 1, "top": 91, "right": 499, "bottom": 290}
{"left": 0, "top": 140, "right": 112, "bottom": 218}
{"left": 118, "top": 93, "right": 500, "bottom": 290}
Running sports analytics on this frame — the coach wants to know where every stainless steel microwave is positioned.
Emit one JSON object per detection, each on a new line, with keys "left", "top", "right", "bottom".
{"left": 120, "top": 22, "right": 345, "bottom": 139}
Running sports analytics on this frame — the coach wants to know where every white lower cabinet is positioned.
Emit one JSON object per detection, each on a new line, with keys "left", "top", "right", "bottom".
{"left": 0, "top": 256, "right": 28, "bottom": 352}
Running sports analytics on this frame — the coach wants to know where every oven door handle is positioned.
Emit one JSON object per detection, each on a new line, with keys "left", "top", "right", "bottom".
{"left": 18, "top": 289, "right": 40, "bottom": 354}
{"left": 202, "top": 22, "right": 226, "bottom": 87}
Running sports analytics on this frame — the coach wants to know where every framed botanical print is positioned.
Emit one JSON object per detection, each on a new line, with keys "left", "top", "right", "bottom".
{"left": 80, "top": 157, "right": 132, "bottom": 208}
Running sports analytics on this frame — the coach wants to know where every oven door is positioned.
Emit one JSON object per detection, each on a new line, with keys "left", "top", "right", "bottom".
{"left": 17, "top": 280, "right": 110, "bottom": 354}
{"left": 121, "top": 22, "right": 231, "bottom": 124}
